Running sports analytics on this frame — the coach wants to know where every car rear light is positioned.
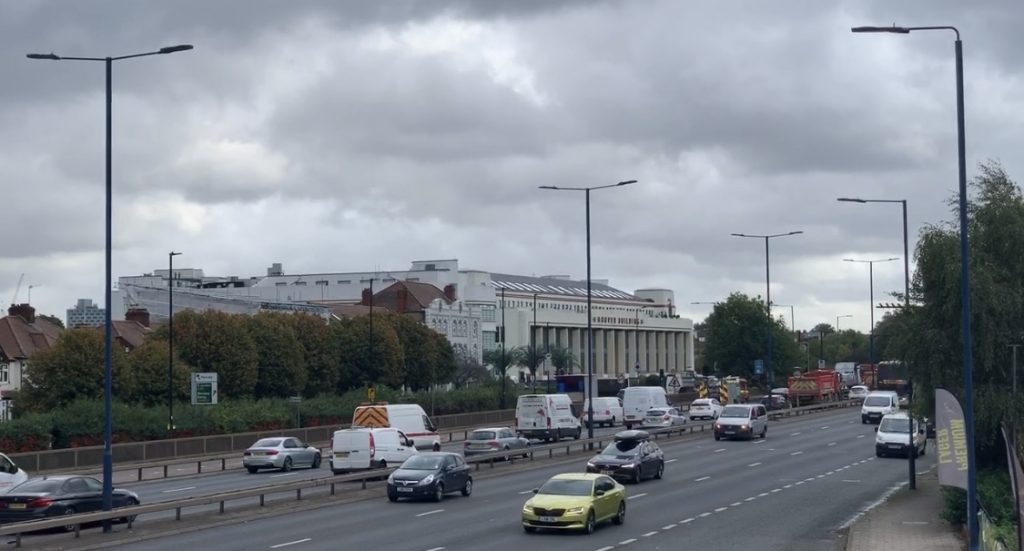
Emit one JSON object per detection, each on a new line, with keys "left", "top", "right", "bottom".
{"left": 266, "top": 450, "right": 279, "bottom": 455}
{"left": 546, "top": 417, "right": 551, "bottom": 428}
{"left": 369, "top": 432, "right": 376, "bottom": 458}
{"left": 663, "top": 415, "right": 670, "bottom": 421}
{"left": 490, "top": 441, "right": 499, "bottom": 448}
{"left": 27, "top": 498, "right": 52, "bottom": 509}
{"left": 605, "top": 410, "right": 611, "bottom": 415}
{"left": 243, "top": 451, "right": 251, "bottom": 456}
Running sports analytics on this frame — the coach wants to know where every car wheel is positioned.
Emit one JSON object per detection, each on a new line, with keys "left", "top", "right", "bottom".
{"left": 862, "top": 418, "right": 867, "bottom": 424}
{"left": 760, "top": 426, "right": 767, "bottom": 439}
{"left": 633, "top": 467, "right": 642, "bottom": 485}
{"left": 714, "top": 433, "right": 721, "bottom": 441}
{"left": 624, "top": 423, "right": 632, "bottom": 430}
{"left": 612, "top": 501, "right": 626, "bottom": 525}
{"left": 461, "top": 478, "right": 473, "bottom": 497}
{"left": 387, "top": 490, "right": 398, "bottom": 502}
{"left": 331, "top": 468, "right": 345, "bottom": 475}
{"left": 575, "top": 428, "right": 582, "bottom": 440}
{"left": 523, "top": 525, "right": 537, "bottom": 533}
{"left": 281, "top": 457, "right": 293, "bottom": 472}
{"left": 62, "top": 507, "right": 77, "bottom": 533}
{"left": 583, "top": 510, "right": 596, "bottom": 534}
{"left": 655, "top": 461, "right": 664, "bottom": 480}
{"left": 247, "top": 466, "right": 259, "bottom": 474}
{"left": 433, "top": 443, "right": 441, "bottom": 452}
{"left": 433, "top": 483, "right": 445, "bottom": 503}
{"left": 876, "top": 450, "right": 883, "bottom": 458}
{"left": 502, "top": 446, "right": 511, "bottom": 461}
{"left": 120, "top": 497, "right": 139, "bottom": 524}
{"left": 312, "top": 454, "right": 322, "bottom": 469}
{"left": 523, "top": 443, "right": 531, "bottom": 459}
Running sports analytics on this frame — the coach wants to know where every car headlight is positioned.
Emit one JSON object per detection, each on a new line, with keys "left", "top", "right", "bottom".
{"left": 523, "top": 504, "right": 533, "bottom": 513}
{"left": 419, "top": 474, "right": 435, "bottom": 486}
{"left": 565, "top": 507, "right": 586, "bottom": 515}
{"left": 714, "top": 424, "right": 721, "bottom": 430}
{"left": 387, "top": 474, "right": 394, "bottom": 483}
{"left": 622, "top": 463, "right": 635, "bottom": 469}
{"left": 876, "top": 437, "right": 885, "bottom": 445}
{"left": 586, "top": 462, "right": 596, "bottom": 468}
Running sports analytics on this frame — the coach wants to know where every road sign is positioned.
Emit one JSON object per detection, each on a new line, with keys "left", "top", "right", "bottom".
{"left": 667, "top": 374, "right": 680, "bottom": 392}
{"left": 818, "top": 359, "right": 826, "bottom": 369}
{"left": 754, "top": 359, "right": 764, "bottom": 376}
{"left": 367, "top": 386, "right": 376, "bottom": 403}
{"left": 191, "top": 372, "right": 218, "bottom": 405}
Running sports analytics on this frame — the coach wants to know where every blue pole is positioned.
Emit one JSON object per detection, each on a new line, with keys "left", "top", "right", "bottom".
{"left": 102, "top": 56, "right": 114, "bottom": 532}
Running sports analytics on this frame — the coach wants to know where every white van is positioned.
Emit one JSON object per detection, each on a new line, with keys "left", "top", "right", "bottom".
{"left": 351, "top": 403, "right": 441, "bottom": 451}
{"left": 515, "top": 394, "right": 581, "bottom": 442}
{"left": 583, "top": 397, "right": 624, "bottom": 428}
{"left": 329, "top": 427, "right": 418, "bottom": 474}
{"left": 622, "top": 386, "right": 669, "bottom": 429}
{"left": 861, "top": 390, "right": 899, "bottom": 424}
{"left": 0, "top": 453, "right": 28, "bottom": 495}
{"left": 875, "top": 412, "right": 927, "bottom": 457}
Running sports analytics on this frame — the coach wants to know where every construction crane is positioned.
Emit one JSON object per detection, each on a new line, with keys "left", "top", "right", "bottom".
{"left": 10, "top": 273, "right": 24, "bottom": 306}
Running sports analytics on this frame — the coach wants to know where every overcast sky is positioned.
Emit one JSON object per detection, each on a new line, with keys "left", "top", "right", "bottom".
{"left": 2, "top": 0, "right": 1021, "bottom": 333}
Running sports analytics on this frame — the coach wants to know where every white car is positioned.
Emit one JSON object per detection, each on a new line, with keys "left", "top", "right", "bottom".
{"left": 0, "top": 453, "right": 28, "bottom": 495}
{"left": 848, "top": 385, "right": 870, "bottom": 401}
{"left": 642, "top": 407, "right": 688, "bottom": 428}
{"left": 875, "top": 413, "right": 927, "bottom": 458}
{"left": 688, "top": 399, "right": 724, "bottom": 421}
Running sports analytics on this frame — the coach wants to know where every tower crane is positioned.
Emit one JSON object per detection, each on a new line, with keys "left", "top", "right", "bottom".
{"left": 10, "top": 273, "right": 24, "bottom": 306}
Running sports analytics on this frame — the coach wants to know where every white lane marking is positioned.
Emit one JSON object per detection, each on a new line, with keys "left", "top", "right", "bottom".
{"left": 665, "top": 458, "right": 678, "bottom": 463}
{"left": 791, "top": 451, "right": 804, "bottom": 456}
{"left": 790, "top": 432, "right": 801, "bottom": 436}
{"left": 595, "top": 547, "right": 615, "bottom": 551}
{"left": 817, "top": 474, "right": 826, "bottom": 478}
{"left": 842, "top": 480, "right": 862, "bottom": 483}
{"left": 425, "top": 548, "right": 446, "bottom": 551}
{"left": 821, "top": 426, "right": 830, "bottom": 429}
{"left": 753, "top": 439, "right": 766, "bottom": 444}
{"left": 828, "top": 442, "right": 837, "bottom": 447}
{"left": 627, "top": 493, "right": 648, "bottom": 500}
{"left": 681, "top": 518, "right": 695, "bottom": 523}
{"left": 518, "top": 490, "right": 534, "bottom": 495}
{"left": 270, "top": 473, "right": 297, "bottom": 478}
{"left": 784, "top": 484, "right": 793, "bottom": 489}
{"left": 745, "top": 496, "right": 756, "bottom": 502}
{"left": 766, "top": 448, "right": 777, "bottom": 451}
{"left": 161, "top": 486, "right": 196, "bottom": 493}
{"left": 747, "top": 462, "right": 762, "bottom": 467}
{"left": 730, "top": 502, "right": 742, "bottom": 507}
{"left": 175, "top": 468, "right": 185, "bottom": 472}
{"left": 902, "top": 521, "right": 929, "bottom": 525}
{"left": 795, "top": 481, "right": 805, "bottom": 485}
{"left": 619, "top": 538, "right": 638, "bottom": 545}
{"left": 714, "top": 507, "right": 728, "bottom": 512}
{"left": 805, "top": 477, "right": 816, "bottom": 482}
{"left": 642, "top": 531, "right": 659, "bottom": 537}
{"left": 770, "top": 488, "right": 782, "bottom": 493}
{"left": 698, "top": 512, "right": 712, "bottom": 518}
{"left": 826, "top": 471, "right": 835, "bottom": 475}
{"left": 714, "top": 448, "right": 726, "bottom": 453}
{"left": 662, "top": 524, "right": 677, "bottom": 530}
{"left": 416, "top": 509, "right": 444, "bottom": 517}
{"left": 270, "top": 539, "right": 312, "bottom": 549}
{"left": 758, "top": 492, "right": 770, "bottom": 497}
{"left": 857, "top": 434, "right": 866, "bottom": 439}
{"left": 695, "top": 476, "right": 711, "bottom": 482}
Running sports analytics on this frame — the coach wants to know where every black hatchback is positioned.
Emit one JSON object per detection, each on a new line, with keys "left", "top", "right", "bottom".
{"left": 387, "top": 452, "right": 473, "bottom": 502}
{"left": 586, "top": 430, "right": 665, "bottom": 484}
{"left": 0, "top": 476, "right": 139, "bottom": 531}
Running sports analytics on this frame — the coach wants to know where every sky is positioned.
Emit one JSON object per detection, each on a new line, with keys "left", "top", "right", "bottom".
{"left": 1, "top": 0, "right": 1021, "bottom": 333}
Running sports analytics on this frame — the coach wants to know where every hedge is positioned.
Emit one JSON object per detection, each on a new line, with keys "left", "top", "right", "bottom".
{"left": 1, "top": 384, "right": 525, "bottom": 452}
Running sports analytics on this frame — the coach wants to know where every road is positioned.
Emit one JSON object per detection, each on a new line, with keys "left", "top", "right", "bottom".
{"left": 95, "top": 407, "right": 924, "bottom": 551}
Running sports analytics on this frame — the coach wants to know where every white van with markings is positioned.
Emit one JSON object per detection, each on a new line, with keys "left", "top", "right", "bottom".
{"left": 583, "top": 397, "right": 624, "bottom": 428}
{"left": 515, "top": 394, "right": 581, "bottom": 442}
{"left": 329, "top": 427, "right": 418, "bottom": 474}
{"left": 0, "top": 453, "right": 28, "bottom": 495}
{"left": 351, "top": 403, "right": 441, "bottom": 451}
{"left": 622, "top": 386, "right": 669, "bottom": 430}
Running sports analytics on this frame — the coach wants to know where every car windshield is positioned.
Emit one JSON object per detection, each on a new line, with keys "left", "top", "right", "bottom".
{"left": 646, "top": 409, "right": 668, "bottom": 416}
{"left": 879, "top": 418, "right": 911, "bottom": 433}
{"left": 252, "top": 439, "right": 282, "bottom": 448}
{"left": 691, "top": 400, "right": 709, "bottom": 407}
{"left": 470, "top": 431, "right": 496, "bottom": 440}
{"left": 864, "top": 396, "right": 891, "bottom": 407}
{"left": 602, "top": 440, "right": 641, "bottom": 456}
{"left": 721, "top": 406, "right": 750, "bottom": 418}
{"left": 537, "top": 479, "right": 593, "bottom": 496}
{"left": 12, "top": 479, "right": 64, "bottom": 493}
{"left": 851, "top": 386, "right": 868, "bottom": 392}
{"left": 401, "top": 456, "right": 444, "bottom": 470}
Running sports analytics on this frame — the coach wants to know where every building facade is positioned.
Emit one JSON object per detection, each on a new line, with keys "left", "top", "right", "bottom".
{"left": 66, "top": 298, "right": 105, "bottom": 328}
{"left": 0, "top": 305, "right": 63, "bottom": 420}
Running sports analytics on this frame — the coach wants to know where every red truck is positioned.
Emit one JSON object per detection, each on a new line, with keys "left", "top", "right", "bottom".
{"left": 787, "top": 370, "right": 841, "bottom": 406}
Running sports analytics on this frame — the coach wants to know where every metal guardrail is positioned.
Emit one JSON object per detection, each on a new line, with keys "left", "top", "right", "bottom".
{"left": 0, "top": 399, "right": 859, "bottom": 546}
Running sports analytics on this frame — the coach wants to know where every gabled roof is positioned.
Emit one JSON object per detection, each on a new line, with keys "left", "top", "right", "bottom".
{"left": 377, "top": 280, "right": 450, "bottom": 310}
{"left": 0, "top": 314, "right": 63, "bottom": 362}
{"left": 328, "top": 303, "right": 391, "bottom": 319}
{"left": 111, "top": 320, "right": 151, "bottom": 350}
{"left": 489, "top": 273, "right": 636, "bottom": 300}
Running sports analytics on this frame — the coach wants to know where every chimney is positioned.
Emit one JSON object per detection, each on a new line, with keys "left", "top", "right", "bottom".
{"left": 7, "top": 303, "right": 35, "bottom": 324}
{"left": 125, "top": 307, "right": 151, "bottom": 328}
{"left": 397, "top": 288, "right": 409, "bottom": 313}
{"left": 443, "top": 284, "right": 456, "bottom": 302}
{"left": 361, "top": 288, "right": 372, "bottom": 306}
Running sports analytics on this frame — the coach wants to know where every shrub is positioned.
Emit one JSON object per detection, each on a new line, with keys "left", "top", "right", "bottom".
{"left": 0, "top": 414, "right": 52, "bottom": 452}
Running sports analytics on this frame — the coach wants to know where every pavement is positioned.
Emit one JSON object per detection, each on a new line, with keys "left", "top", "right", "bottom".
{"left": 843, "top": 467, "right": 965, "bottom": 551}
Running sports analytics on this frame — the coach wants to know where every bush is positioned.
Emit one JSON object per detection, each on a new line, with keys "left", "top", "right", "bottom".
{"left": 0, "top": 414, "right": 52, "bottom": 452}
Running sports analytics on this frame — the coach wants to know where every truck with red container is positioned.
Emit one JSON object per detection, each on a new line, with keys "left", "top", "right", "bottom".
{"left": 787, "top": 369, "right": 841, "bottom": 406}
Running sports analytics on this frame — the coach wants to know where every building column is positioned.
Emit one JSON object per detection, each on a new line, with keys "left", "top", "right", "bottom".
{"left": 668, "top": 332, "right": 677, "bottom": 373}
{"left": 615, "top": 330, "right": 626, "bottom": 376}
{"left": 594, "top": 329, "right": 605, "bottom": 375}
{"left": 685, "top": 331, "right": 695, "bottom": 371}
{"left": 638, "top": 331, "right": 648, "bottom": 373}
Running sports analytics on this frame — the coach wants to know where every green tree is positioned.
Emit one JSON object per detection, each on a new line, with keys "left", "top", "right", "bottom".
{"left": 452, "top": 348, "right": 489, "bottom": 387}
{"left": 124, "top": 339, "right": 191, "bottom": 407}
{"left": 332, "top": 316, "right": 405, "bottom": 390}
{"left": 246, "top": 313, "right": 307, "bottom": 398}
{"left": 703, "top": 293, "right": 800, "bottom": 383}
{"left": 519, "top": 344, "right": 547, "bottom": 380}
{"left": 389, "top": 314, "right": 443, "bottom": 391}
{"left": 547, "top": 346, "right": 578, "bottom": 375}
{"left": 288, "top": 313, "right": 341, "bottom": 397}
{"left": 172, "top": 310, "right": 259, "bottom": 399}
{"left": 483, "top": 347, "right": 524, "bottom": 380}
{"left": 19, "top": 328, "right": 132, "bottom": 411}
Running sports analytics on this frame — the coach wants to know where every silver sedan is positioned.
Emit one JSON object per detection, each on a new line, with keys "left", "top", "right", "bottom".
{"left": 642, "top": 407, "right": 689, "bottom": 428}
{"left": 463, "top": 427, "right": 531, "bottom": 459}
{"left": 243, "top": 437, "right": 322, "bottom": 473}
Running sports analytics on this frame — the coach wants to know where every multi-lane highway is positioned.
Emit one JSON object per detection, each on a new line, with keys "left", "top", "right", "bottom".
{"left": 68, "top": 407, "right": 928, "bottom": 551}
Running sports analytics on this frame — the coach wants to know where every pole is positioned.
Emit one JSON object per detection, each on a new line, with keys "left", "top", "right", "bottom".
{"left": 585, "top": 189, "right": 595, "bottom": 441}
{"left": 369, "top": 277, "right": 374, "bottom": 389}
{"left": 500, "top": 287, "right": 506, "bottom": 409}
{"left": 901, "top": 200, "right": 916, "bottom": 490}
{"left": 101, "top": 57, "right": 113, "bottom": 530}
{"left": 765, "top": 237, "right": 773, "bottom": 404}
{"left": 868, "top": 261, "right": 875, "bottom": 369}
{"left": 168, "top": 253, "right": 176, "bottom": 436}
{"left": 532, "top": 294, "right": 537, "bottom": 391}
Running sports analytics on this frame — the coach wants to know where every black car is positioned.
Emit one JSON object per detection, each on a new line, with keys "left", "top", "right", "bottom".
{"left": 387, "top": 452, "right": 473, "bottom": 502}
{"left": 0, "top": 476, "right": 139, "bottom": 531}
{"left": 585, "top": 430, "right": 665, "bottom": 484}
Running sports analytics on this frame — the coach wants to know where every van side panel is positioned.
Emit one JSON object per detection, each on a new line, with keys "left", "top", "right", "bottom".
{"left": 331, "top": 430, "right": 372, "bottom": 470}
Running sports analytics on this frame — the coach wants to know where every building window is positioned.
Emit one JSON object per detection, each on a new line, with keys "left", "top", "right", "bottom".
{"left": 316, "top": 280, "right": 328, "bottom": 286}
{"left": 337, "top": 280, "right": 351, "bottom": 284}
{"left": 294, "top": 281, "right": 307, "bottom": 286}
{"left": 0, "top": 363, "right": 8, "bottom": 384}
{"left": 276, "top": 282, "right": 287, "bottom": 287}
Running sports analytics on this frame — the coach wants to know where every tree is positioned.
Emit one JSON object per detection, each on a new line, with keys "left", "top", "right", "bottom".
{"left": 547, "top": 346, "right": 578, "bottom": 375}
{"left": 452, "top": 348, "right": 489, "bottom": 387}
{"left": 520, "top": 345, "right": 547, "bottom": 381}
{"left": 124, "top": 339, "right": 191, "bottom": 407}
{"left": 288, "top": 313, "right": 341, "bottom": 397}
{"left": 246, "top": 313, "right": 307, "bottom": 398}
{"left": 483, "top": 347, "right": 524, "bottom": 381}
{"left": 171, "top": 310, "right": 259, "bottom": 399}
{"left": 702, "top": 293, "right": 800, "bottom": 383}
{"left": 331, "top": 316, "right": 404, "bottom": 391}
{"left": 19, "top": 328, "right": 132, "bottom": 411}
{"left": 389, "top": 314, "right": 440, "bottom": 391}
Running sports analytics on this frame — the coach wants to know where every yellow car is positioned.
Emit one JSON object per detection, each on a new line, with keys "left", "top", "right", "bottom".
{"left": 522, "top": 473, "right": 626, "bottom": 534}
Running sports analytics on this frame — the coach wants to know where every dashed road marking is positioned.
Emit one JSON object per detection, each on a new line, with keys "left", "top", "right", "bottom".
{"left": 784, "top": 484, "right": 793, "bottom": 489}
{"left": 595, "top": 547, "right": 615, "bottom": 551}
{"left": 843, "top": 480, "right": 862, "bottom": 483}
{"left": 791, "top": 432, "right": 801, "bottom": 436}
{"left": 791, "top": 451, "right": 804, "bottom": 456}
{"left": 698, "top": 512, "right": 712, "bottom": 518}
{"left": 627, "top": 493, "right": 648, "bottom": 500}
{"left": 745, "top": 496, "right": 757, "bottom": 502}
{"left": 730, "top": 502, "right": 742, "bottom": 507}
{"left": 681, "top": 518, "right": 695, "bottom": 523}
{"left": 662, "top": 524, "right": 677, "bottom": 530}
{"left": 161, "top": 486, "right": 196, "bottom": 493}
{"left": 759, "top": 492, "right": 770, "bottom": 497}
{"left": 857, "top": 435, "right": 866, "bottom": 439}
{"left": 747, "top": 462, "right": 762, "bottom": 467}
{"left": 270, "top": 539, "right": 312, "bottom": 549}
{"left": 416, "top": 509, "right": 444, "bottom": 517}
{"left": 714, "top": 448, "right": 726, "bottom": 453}
{"left": 753, "top": 439, "right": 766, "bottom": 444}
{"left": 425, "top": 548, "right": 446, "bottom": 551}
{"left": 642, "top": 531, "right": 658, "bottom": 537}
{"left": 695, "top": 476, "right": 711, "bottom": 482}
{"left": 619, "top": 538, "right": 638, "bottom": 545}
{"left": 821, "top": 426, "right": 830, "bottom": 429}
{"left": 518, "top": 490, "right": 534, "bottom": 495}
{"left": 828, "top": 442, "right": 837, "bottom": 447}
{"left": 714, "top": 507, "right": 728, "bottom": 513}
{"left": 665, "top": 459, "right": 678, "bottom": 463}
{"left": 270, "top": 473, "right": 297, "bottom": 478}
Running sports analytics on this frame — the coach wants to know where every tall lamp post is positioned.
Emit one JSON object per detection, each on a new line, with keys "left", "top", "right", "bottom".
{"left": 836, "top": 314, "right": 853, "bottom": 333}
{"left": 771, "top": 303, "right": 796, "bottom": 334}
{"left": 27, "top": 44, "right": 193, "bottom": 530}
{"left": 730, "top": 231, "right": 803, "bottom": 403}
{"left": 843, "top": 257, "right": 898, "bottom": 371}
{"left": 167, "top": 251, "right": 182, "bottom": 436}
{"left": 838, "top": 197, "right": 915, "bottom": 488}
{"left": 851, "top": 24, "right": 977, "bottom": 547}
{"left": 540, "top": 180, "right": 637, "bottom": 441}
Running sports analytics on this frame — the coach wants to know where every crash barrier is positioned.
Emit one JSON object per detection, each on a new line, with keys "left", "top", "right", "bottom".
{"left": 10, "top": 408, "right": 517, "bottom": 475}
{"left": 0, "top": 398, "right": 860, "bottom": 546}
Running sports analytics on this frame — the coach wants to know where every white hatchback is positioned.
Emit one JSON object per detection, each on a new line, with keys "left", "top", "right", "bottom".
{"left": 688, "top": 399, "right": 724, "bottom": 421}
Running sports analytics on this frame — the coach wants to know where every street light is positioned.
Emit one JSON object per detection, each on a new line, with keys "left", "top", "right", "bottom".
{"left": 836, "top": 314, "right": 853, "bottom": 332}
{"left": 730, "top": 231, "right": 803, "bottom": 404}
{"left": 27, "top": 43, "right": 193, "bottom": 530}
{"left": 851, "top": 24, "right": 977, "bottom": 548}
{"left": 167, "top": 251, "right": 182, "bottom": 437}
{"left": 540, "top": 180, "right": 637, "bottom": 441}
{"left": 770, "top": 303, "right": 796, "bottom": 334}
{"left": 843, "top": 258, "right": 899, "bottom": 370}
{"left": 838, "top": 196, "right": 915, "bottom": 488}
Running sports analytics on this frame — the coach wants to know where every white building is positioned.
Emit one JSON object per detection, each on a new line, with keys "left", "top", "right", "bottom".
{"left": 66, "top": 298, "right": 105, "bottom": 328}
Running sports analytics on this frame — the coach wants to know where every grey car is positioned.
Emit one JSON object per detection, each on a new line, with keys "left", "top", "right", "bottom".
{"left": 243, "top": 437, "right": 322, "bottom": 473}
{"left": 463, "top": 427, "right": 531, "bottom": 458}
